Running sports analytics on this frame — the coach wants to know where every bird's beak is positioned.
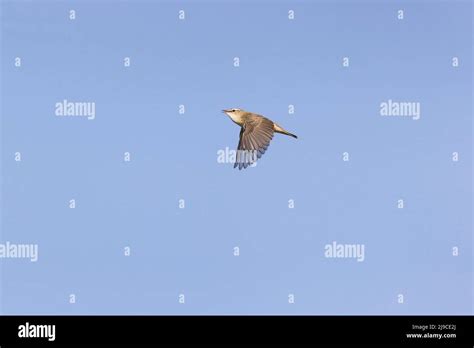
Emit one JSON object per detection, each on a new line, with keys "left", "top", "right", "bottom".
{"left": 222, "top": 109, "right": 230, "bottom": 113}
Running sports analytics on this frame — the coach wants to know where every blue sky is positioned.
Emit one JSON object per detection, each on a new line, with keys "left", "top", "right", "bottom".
{"left": 1, "top": 0, "right": 472, "bottom": 314}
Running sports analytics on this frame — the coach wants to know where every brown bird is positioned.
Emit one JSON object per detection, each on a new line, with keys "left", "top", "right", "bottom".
{"left": 222, "top": 108, "right": 297, "bottom": 170}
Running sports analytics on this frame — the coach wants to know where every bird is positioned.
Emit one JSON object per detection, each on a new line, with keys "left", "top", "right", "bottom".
{"left": 222, "top": 108, "right": 297, "bottom": 170}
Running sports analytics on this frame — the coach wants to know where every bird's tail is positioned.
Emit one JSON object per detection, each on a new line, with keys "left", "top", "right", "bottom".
{"left": 283, "top": 131, "right": 298, "bottom": 139}
{"left": 274, "top": 123, "right": 298, "bottom": 139}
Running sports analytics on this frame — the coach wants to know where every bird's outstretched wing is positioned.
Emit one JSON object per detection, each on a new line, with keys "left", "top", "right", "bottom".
{"left": 234, "top": 116, "right": 274, "bottom": 170}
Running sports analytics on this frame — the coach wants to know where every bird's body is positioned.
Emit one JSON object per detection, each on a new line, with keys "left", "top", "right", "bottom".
{"left": 222, "top": 108, "right": 297, "bottom": 170}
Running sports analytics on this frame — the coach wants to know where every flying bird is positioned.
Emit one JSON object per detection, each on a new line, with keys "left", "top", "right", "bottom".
{"left": 222, "top": 108, "right": 297, "bottom": 170}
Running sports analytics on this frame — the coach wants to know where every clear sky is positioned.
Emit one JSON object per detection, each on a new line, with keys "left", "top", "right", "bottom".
{"left": 1, "top": 0, "right": 472, "bottom": 314}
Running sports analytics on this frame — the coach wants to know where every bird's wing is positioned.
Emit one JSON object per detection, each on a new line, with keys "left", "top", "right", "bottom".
{"left": 234, "top": 116, "right": 274, "bottom": 170}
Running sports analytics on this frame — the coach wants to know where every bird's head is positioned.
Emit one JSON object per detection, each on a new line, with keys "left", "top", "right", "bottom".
{"left": 222, "top": 108, "right": 244, "bottom": 117}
